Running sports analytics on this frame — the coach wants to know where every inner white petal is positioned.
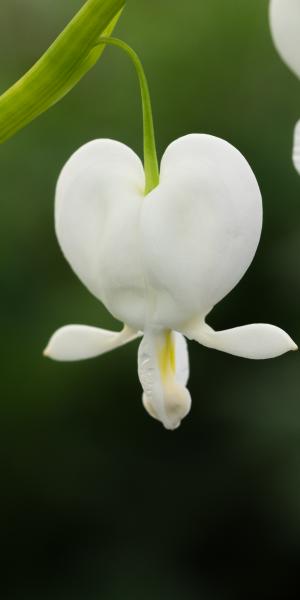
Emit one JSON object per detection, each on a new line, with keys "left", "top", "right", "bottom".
{"left": 138, "top": 330, "right": 191, "bottom": 430}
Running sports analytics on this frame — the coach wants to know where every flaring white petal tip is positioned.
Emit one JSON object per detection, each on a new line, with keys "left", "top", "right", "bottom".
{"left": 43, "top": 324, "right": 141, "bottom": 362}
{"left": 281, "top": 333, "right": 298, "bottom": 354}
{"left": 185, "top": 321, "right": 297, "bottom": 360}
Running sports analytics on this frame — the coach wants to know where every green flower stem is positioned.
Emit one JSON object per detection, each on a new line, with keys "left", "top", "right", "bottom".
{"left": 97, "top": 37, "right": 159, "bottom": 195}
{"left": 0, "top": 0, "right": 125, "bottom": 144}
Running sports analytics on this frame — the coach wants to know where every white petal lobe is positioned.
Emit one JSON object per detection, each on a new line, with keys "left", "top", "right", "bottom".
{"left": 55, "top": 139, "right": 146, "bottom": 329}
{"left": 270, "top": 0, "right": 300, "bottom": 78}
{"left": 44, "top": 324, "right": 140, "bottom": 362}
{"left": 141, "top": 134, "right": 262, "bottom": 329}
{"left": 185, "top": 321, "right": 297, "bottom": 360}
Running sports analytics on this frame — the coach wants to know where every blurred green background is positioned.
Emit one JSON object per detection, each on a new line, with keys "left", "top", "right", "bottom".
{"left": 1, "top": 1, "right": 300, "bottom": 598}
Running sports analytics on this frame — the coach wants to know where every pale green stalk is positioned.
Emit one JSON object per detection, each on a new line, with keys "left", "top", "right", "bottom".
{"left": 0, "top": 0, "right": 125, "bottom": 144}
{"left": 97, "top": 37, "right": 159, "bottom": 194}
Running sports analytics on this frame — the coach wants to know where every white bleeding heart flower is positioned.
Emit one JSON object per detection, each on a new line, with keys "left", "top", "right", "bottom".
{"left": 44, "top": 133, "right": 297, "bottom": 430}
{"left": 269, "top": 0, "right": 300, "bottom": 173}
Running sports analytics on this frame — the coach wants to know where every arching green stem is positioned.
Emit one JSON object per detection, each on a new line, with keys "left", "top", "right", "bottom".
{"left": 97, "top": 37, "right": 159, "bottom": 195}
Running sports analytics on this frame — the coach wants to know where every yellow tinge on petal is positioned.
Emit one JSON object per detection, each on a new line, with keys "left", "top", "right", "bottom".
{"left": 159, "top": 330, "right": 176, "bottom": 382}
{"left": 139, "top": 330, "right": 191, "bottom": 430}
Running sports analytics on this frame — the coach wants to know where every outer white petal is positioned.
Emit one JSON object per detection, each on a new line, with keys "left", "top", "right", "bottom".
{"left": 184, "top": 320, "right": 298, "bottom": 359}
{"left": 55, "top": 139, "right": 147, "bottom": 330}
{"left": 44, "top": 324, "right": 140, "bottom": 362}
{"left": 270, "top": 0, "right": 300, "bottom": 78}
{"left": 141, "top": 134, "right": 262, "bottom": 329}
{"left": 138, "top": 331, "right": 191, "bottom": 430}
{"left": 174, "top": 331, "right": 190, "bottom": 386}
{"left": 293, "top": 120, "right": 300, "bottom": 174}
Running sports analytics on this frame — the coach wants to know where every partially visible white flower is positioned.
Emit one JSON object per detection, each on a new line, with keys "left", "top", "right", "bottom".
{"left": 44, "top": 134, "right": 297, "bottom": 430}
{"left": 293, "top": 118, "right": 300, "bottom": 171}
{"left": 269, "top": 0, "right": 300, "bottom": 173}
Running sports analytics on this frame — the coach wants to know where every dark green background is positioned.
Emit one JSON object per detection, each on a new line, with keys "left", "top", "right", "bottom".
{"left": 1, "top": 1, "right": 300, "bottom": 598}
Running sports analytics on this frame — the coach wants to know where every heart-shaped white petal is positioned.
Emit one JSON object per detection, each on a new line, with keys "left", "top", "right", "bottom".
{"left": 44, "top": 324, "right": 140, "bottom": 361}
{"left": 184, "top": 321, "right": 297, "bottom": 359}
{"left": 56, "top": 135, "right": 262, "bottom": 332}
{"left": 138, "top": 331, "right": 191, "bottom": 430}
{"left": 270, "top": 0, "right": 300, "bottom": 78}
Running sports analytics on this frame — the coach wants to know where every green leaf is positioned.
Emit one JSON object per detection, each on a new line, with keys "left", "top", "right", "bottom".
{"left": 0, "top": 0, "right": 125, "bottom": 144}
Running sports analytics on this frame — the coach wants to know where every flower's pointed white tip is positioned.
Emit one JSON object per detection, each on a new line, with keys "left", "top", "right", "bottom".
{"left": 142, "top": 386, "right": 191, "bottom": 431}
{"left": 279, "top": 332, "right": 298, "bottom": 354}
{"left": 43, "top": 333, "right": 69, "bottom": 362}
{"left": 163, "top": 421, "right": 181, "bottom": 432}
